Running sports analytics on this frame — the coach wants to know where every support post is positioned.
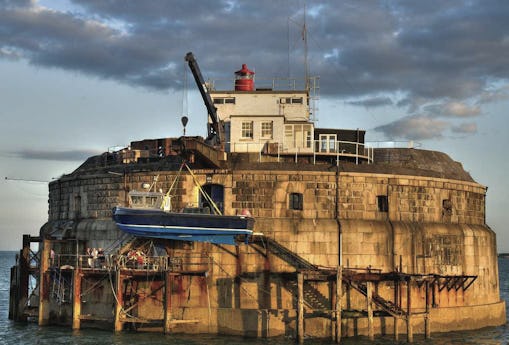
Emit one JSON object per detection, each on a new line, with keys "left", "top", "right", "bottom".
{"left": 425, "top": 281, "right": 431, "bottom": 339}
{"left": 38, "top": 238, "right": 51, "bottom": 326}
{"left": 406, "top": 278, "right": 413, "bottom": 343}
{"left": 335, "top": 265, "right": 342, "bottom": 344}
{"left": 297, "top": 272, "right": 304, "bottom": 344}
{"left": 72, "top": 268, "right": 82, "bottom": 330}
{"left": 367, "top": 281, "right": 374, "bottom": 341}
{"left": 394, "top": 280, "right": 399, "bottom": 341}
{"left": 164, "top": 272, "right": 172, "bottom": 333}
{"left": 16, "top": 235, "right": 31, "bottom": 322}
{"left": 9, "top": 265, "right": 17, "bottom": 320}
{"left": 114, "top": 270, "right": 124, "bottom": 332}
{"left": 234, "top": 245, "right": 241, "bottom": 309}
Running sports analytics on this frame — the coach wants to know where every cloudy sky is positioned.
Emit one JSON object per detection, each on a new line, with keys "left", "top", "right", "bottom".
{"left": 1, "top": 0, "right": 508, "bottom": 251}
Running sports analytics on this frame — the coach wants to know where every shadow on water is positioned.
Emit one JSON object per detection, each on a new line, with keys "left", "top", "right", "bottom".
{"left": 1, "top": 252, "right": 508, "bottom": 345}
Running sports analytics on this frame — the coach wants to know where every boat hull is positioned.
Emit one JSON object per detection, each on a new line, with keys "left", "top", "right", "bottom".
{"left": 112, "top": 207, "right": 254, "bottom": 245}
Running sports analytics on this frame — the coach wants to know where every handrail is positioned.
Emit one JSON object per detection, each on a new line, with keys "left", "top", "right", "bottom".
{"left": 229, "top": 139, "right": 374, "bottom": 165}
{"left": 207, "top": 76, "right": 318, "bottom": 92}
{"left": 50, "top": 254, "right": 210, "bottom": 273}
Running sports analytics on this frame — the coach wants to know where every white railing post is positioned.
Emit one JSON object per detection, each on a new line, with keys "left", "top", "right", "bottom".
{"left": 313, "top": 139, "right": 316, "bottom": 165}
{"left": 356, "top": 143, "right": 359, "bottom": 165}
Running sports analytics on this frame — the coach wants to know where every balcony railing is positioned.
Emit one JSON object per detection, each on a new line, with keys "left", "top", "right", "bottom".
{"left": 229, "top": 139, "right": 374, "bottom": 165}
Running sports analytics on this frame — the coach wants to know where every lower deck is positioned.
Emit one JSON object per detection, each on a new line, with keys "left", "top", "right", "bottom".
{"left": 9, "top": 234, "right": 499, "bottom": 344}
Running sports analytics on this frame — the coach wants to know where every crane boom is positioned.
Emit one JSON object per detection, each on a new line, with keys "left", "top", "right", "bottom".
{"left": 185, "top": 52, "right": 224, "bottom": 148}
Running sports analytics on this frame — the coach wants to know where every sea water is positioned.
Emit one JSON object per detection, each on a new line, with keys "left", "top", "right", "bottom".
{"left": 1, "top": 251, "right": 507, "bottom": 345}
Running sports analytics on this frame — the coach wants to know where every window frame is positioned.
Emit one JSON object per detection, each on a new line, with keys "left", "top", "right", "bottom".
{"left": 377, "top": 195, "right": 389, "bottom": 212}
{"left": 261, "top": 121, "right": 273, "bottom": 139}
{"left": 280, "top": 97, "right": 304, "bottom": 104}
{"left": 213, "top": 97, "right": 236, "bottom": 104}
{"left": 289, "top": 192, "right": 303, "bottom": 210}
{"left": 241, "top": 121, "right": 254, "bottom": 139}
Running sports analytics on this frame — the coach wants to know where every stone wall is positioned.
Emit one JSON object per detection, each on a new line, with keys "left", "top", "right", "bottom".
{"left": 41, "top": 165, "right": 504, "bottom": 336}
{"left": 339, "top": 173, "right": 485, "bottom": 224}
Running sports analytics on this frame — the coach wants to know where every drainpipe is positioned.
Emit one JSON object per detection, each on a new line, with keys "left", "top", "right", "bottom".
{"left": 336, "top": 164, "right": 342, "bottom": 266}
{"left": 388, "top": 185, "right": 396, "bottom": 271}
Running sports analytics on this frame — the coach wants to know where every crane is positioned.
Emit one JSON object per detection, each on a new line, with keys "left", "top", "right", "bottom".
{"left": 185, "top": 52, "right": 224, "bottom": 148}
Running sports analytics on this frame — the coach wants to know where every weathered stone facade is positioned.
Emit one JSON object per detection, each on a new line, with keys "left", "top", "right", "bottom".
{"left": 34, "top": 148, "right": 505, "bottom": 339}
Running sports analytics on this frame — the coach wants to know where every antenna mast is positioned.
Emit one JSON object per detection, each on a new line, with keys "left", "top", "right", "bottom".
{"left": 303, "top": 3, "right": 309, "bottom": 91}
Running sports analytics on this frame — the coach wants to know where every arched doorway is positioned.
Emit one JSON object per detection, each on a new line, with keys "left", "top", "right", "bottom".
{"left": 200, "top": 184, "right": 224, "bottom": 214}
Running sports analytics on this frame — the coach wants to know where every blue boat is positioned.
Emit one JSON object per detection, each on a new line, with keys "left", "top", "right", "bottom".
{"left": 112, "top": 191, "right": 254, "bottom": 245}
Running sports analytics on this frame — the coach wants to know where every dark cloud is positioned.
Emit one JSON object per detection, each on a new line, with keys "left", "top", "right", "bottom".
{"left": 1, "top": 1, "right": 508, "bottom": 95}
{"left": 374, "top": 115, "right": 449, "bottom": 141}
{"left": 346, "top": 97, "right": 393, "bottom": 108}
{"left": 1, "top": 0, "right": 508, "bottom": 139}
{"left": 424, "top": 101, "right": 481, "bottom": 118}
{"left": 11, "top": 149, "right": 102, "bottom": 161}
{"left": 0, "top": 0, "right": 31, "bottom": 8}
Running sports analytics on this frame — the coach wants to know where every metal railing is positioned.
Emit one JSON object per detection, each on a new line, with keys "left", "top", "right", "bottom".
{"left": 207, "top": 76, "right": 319, "bottom": 92}
{"left": 229, "top": 139, "right": 374, "bottom": 165}
{"left": 50, "top": 254, "right": 211, "bottom": 273}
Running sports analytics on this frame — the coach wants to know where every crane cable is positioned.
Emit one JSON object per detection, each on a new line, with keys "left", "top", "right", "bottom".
{"left": 184, "top": 163, "right": 222, "bottom": 216}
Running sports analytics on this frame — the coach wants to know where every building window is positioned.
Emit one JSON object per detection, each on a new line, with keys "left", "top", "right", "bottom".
{"left": 377, "top": 195, "right": 388, "bottom": 212}
{"left": 261, "top": 121, "right": 273, "bottom": 138}
{"left": 213, "top": 97, "right": 235, "bottom": 104}
{"left": 442, "top": 199, "right": 452, "bottom": 217}
{"left": 289, "top": 193, "right": 303, "bottom": 210}
{"left": 284, "top": 124, "right": 313, "bottom": 149}
{"left": 319, "top": 134, "right": 337, "bottom": 153}
{"left": 280, "top": 97, "right": 304, "bottom": 104}
{"left": 241, "top": 121, "right": 253, "bottom": 139}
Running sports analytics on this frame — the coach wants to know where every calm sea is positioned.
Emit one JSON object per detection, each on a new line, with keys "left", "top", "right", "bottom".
{"left": 0, "top": 251, "right": 507, "bottom": 345}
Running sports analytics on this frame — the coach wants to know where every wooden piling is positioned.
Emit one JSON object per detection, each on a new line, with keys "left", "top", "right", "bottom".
{"left": 367, "top": 281, "right": 374, "bottom": 341}
{"left": 9, "top": 265, "right": 17, "bottom": 320}
{"left": 335, "top": 265, "right": 342, "bottom": 344}
{"left": 38, "top": 238, "right": 50, "bottom": 326}
{"left": 425, "top": 281, "right": 431, "bottom": 339}
{"left": 72, "top": 268, "right": 82, "bottom": 330}
{"left": 394, "top": 280, "right": 399, "bottom": 341}
{"left": 406, "top": 278, "right": 413, "bottom": 343}
{"left": 164, "top": 272, "right": 172, "bottom": 334}
{"left": 297, "top": 272, "right": 304, "bottom": 344}
{"left": 114, "top": 270, "right": 124, "bottom": 332}
{"left": 15, "top": 235, "right": 31, "bottom": 322}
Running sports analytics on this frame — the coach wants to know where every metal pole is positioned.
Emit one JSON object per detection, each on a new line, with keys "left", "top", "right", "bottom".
{"left": 355, "top": 143, "right": 359, "bottom": 165}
